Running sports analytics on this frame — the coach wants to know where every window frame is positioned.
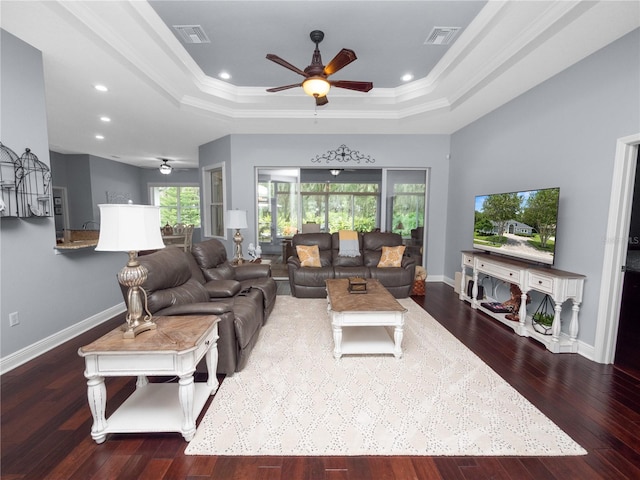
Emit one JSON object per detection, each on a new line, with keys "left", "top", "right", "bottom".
{"left": 148, "top": 182, "right": 201, "bottom": 228}
{"left": 202, "top": 163, "right": 226, "bottom": 238}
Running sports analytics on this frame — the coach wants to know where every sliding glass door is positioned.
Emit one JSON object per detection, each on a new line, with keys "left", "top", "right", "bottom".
{"left": 384, "top": 169, "right": 427, "bottom": 264}
{"left": 257, "top": 169, "right": 299, "bottom": 255}
{"left": 301, "top": 181, "right": 379, "bottom": 232}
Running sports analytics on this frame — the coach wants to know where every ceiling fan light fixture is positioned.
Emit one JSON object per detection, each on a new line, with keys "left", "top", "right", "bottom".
{"left": 302, "top": 76, "right": 330, "bottom": 98}
{"left": 159, "top": 159, "right": 172, "bottom": 175}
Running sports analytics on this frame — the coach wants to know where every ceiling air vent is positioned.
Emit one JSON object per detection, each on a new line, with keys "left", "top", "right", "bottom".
{"left": 173, "top": 25, "right": 210, "bottom": 44}
{"left": 424, "top": 27, "right": 461, "bottom": 46}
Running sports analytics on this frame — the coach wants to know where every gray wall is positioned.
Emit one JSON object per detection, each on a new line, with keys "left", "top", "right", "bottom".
{"left": 0, "top": 30, "right": 202, "bottom": 361}
{"left": 199, "top": 134, "right": 451, "bottom": 277}
{"left": 0, "top": 30, "right": 124, "bottom": 359}
{"left": 447, "top": 28, "right": 640, "bottom": 348}
{"left": 50, "top": 152, "right": 94, "bottom": 229}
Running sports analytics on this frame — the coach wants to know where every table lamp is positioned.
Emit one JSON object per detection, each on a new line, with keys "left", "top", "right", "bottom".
{"left": 226, "top": 209, "right": 248, "bottom": 265}
{"left": 96, "top": 203, "right": 165, "bottom": 339}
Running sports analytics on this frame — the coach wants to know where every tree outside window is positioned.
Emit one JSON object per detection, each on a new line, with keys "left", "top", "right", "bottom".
{"left": 301, "top": 182, "right": 378, "bottom": 232}
{"left": 151, "top": 185, "right": 201, "bottom": 227}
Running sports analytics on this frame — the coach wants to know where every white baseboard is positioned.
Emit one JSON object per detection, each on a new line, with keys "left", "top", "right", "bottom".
{"left": 426, "top": 274, "right": 446, "bottom": 283}
{"left": 442, "top": 275, "right": 455, "bottom": 287}
{"left": 576, "top": 340, "right": 596, "bottom": 361}
{"left": 0, "top": 303, "right": 125, "bottom": 375}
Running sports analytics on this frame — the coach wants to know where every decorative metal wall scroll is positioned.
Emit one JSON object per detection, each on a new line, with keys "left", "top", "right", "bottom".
{"left": 106, "top": 191, "right": 132, "bottom": 204}
{"left": 310, "top": 144, "right": 376, "bottom": 165}
{"left": 0, "top": 142, "right": 52, "bottom": 218}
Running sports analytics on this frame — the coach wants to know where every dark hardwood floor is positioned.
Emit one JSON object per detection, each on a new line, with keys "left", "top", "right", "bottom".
{"left": 2, "top": 283, "right": 640, "bottom": 479}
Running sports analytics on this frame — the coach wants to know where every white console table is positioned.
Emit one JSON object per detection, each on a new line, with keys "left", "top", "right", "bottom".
{"left": 460, "top": 251, "right": 585, "bottom": 353}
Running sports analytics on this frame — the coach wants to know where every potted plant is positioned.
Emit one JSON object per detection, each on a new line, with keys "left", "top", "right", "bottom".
{"left": 532, "top": 312, "right": 554, "bottom": 335}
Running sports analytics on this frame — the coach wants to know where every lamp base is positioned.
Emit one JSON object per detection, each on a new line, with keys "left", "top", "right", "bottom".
{"left": 122, "top": 319, "right": 157, "bottom": 339}
{"left": 119, "top": 252, "right": 156, "bottom": 339}
{"left": 232, "top": 229, "right": 245, "bottom": 265}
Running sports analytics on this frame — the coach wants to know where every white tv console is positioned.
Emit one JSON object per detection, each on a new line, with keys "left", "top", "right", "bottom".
{"left": 460, "top": 251, "right": 585, "bottom": 353}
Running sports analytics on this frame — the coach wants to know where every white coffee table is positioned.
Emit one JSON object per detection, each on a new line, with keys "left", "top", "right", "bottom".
{"left": 325, "top": 279, "right": 406, "bottom": 359}
{"left": 78, "top": 315, "right": 219, "bottom": 443}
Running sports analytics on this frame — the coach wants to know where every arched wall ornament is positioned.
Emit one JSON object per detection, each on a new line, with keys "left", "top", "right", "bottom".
{"left": 0, "top": 143, "right": 51, "bottom": 218}
{"left": 310, "top": 144, "right": 376, "bottom": 166}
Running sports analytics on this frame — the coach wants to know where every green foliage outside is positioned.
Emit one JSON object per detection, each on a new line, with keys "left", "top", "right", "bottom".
{"left": 156, "top": 186, "right": 201, "bottom": 227}
{"left": 259, "top": 180, "right": 424, "bottom": 238}
{"left": 391, "top": 185, "right": 426, "bottom": 236}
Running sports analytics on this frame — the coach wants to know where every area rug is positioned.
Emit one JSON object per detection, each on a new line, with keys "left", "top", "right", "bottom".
{"left": 185, "top": 297, "right": 586, "bottom": 456}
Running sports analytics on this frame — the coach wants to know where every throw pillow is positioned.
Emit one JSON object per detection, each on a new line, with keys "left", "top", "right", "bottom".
{"left": 377, "top": 245, "right": 406, "bottom": 268}
{"left": 296, "top": 244, "right": 321, "bottom": 267}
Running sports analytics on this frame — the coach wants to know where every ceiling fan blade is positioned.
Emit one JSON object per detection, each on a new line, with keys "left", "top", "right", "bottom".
{"left": 316, "top": 95, "right": 329, "bottom": 106}
{"left": 266, "top": 54, "right": 309, "bottom": 77}
{"left": 266, "top": 83, "right": 303, "bottom": 93}
{"left": 329, "top": 80, "right": 373, "bottom": 92}
{"left": 323, "top": 48, "right": 357, "bottom": 76}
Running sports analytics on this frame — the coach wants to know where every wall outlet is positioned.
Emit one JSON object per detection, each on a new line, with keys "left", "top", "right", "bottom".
{"left": 9, "top": 312, "right": 19, "bottom": 327}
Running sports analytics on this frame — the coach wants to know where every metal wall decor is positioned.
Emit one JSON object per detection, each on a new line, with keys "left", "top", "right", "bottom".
{"left": 0, "top": 142, "right": 51, "bottom": 218}
{"left": 106, "top": 191, "right": 132, "bottom": 204}
{"left": 310, "top": 144, "right": 375, "bottom": 166}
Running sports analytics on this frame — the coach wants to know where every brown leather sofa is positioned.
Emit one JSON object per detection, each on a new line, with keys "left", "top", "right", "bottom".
{"left": 287, "top": 231, "right": 416, "bottom": 298}
{"left": 133, "top": 239, "right": 276, "bottom": 375}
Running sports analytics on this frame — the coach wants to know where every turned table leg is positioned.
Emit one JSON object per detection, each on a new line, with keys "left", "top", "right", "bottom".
{"left": 205, "top": 337, "right": 219, "bottom": 394}
{"left": 86, "top": 375, "right": 107, "bottom": 444}
{"left": 393, "top": 325, "right": 404, "bottom": 359}
{"left": 178, "top": 373, "right": 196, "bottom": 441}
{"left": 332, "top": 323, "right": 343, "bottom": 359}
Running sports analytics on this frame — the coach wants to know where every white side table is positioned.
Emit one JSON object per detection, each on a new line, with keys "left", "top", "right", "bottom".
{"left": 78, "top": 315, "right": 219, "bottom": 443}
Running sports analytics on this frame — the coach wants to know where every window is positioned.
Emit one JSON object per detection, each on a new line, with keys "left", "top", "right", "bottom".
{"left": 301, "top": 182, "right": 379, "bottom": 232}
{"left": 385, "top": 169, "right": 427, "bottom": 238}
{"left": 150, "top": 185, "right": 201, "bottom": 227}
{"left": 202, "top": 164, "right": 225, "bottom": 237}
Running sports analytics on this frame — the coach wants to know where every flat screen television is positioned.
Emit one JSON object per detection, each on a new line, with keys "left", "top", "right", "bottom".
{"left": 473, "top": 187, "right": 560, "bottom": 265}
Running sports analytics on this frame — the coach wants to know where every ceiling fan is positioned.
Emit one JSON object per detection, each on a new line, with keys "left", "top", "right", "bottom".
{"left": 266, "top": 30, "right": 373, "bottom": 106}
{"left": 159, "top": 158, "right": 172, "bottom": 174}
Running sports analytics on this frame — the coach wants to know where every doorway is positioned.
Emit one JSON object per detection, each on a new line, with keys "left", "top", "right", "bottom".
{"left": 614, "top": 147, "right": 640, "bottom": 373}
{"left": 52, "top": 186, "right": 69, "bottom": 240}
{"left": 595, "top": 133, "right": 640, "bottom": 365}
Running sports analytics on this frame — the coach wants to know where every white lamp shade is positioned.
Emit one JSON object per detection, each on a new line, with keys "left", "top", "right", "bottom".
{"left": 96, "top": 204, "right": 165, "bottom": 252}
{"left": 226, "top": 209, "right": 248, "bottom": 229}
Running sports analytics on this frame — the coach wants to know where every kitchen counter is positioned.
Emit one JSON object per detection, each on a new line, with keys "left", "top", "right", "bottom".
{"left": 54, "top": 229, "right": 99, "bottom": 253}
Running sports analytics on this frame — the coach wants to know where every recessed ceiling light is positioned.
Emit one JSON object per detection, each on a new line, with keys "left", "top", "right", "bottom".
{"left": 402, "top": 73, "right": 414, "bottom": 82}
{"left": 95, "top": 134, "right": 104, "bottom": 140}
{"left": 100, "top": 116, "right": 111, "bottom": 122}
{"left": 94, "top": 84, "right": 108, "bottom": 92}
{"left": 219, "top": 71, "right": 231, "bottom": 80}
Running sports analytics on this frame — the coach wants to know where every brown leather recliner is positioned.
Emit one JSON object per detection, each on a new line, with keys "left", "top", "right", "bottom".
{"left": 190, "top": 239, "right": 277, "bottom": 320}
{"left": 133, "top": 243, "right": 275, "bottom": 375}
{"left": 362, "top": 231, "right": 416, "bottom": 298}
{"left": 287, "top": 233, "right": 335, "bottom": 298}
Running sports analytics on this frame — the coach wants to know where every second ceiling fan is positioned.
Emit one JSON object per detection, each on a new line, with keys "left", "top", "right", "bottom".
{"left": 266, "top": 30, "right": 373, "bottom": 106}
